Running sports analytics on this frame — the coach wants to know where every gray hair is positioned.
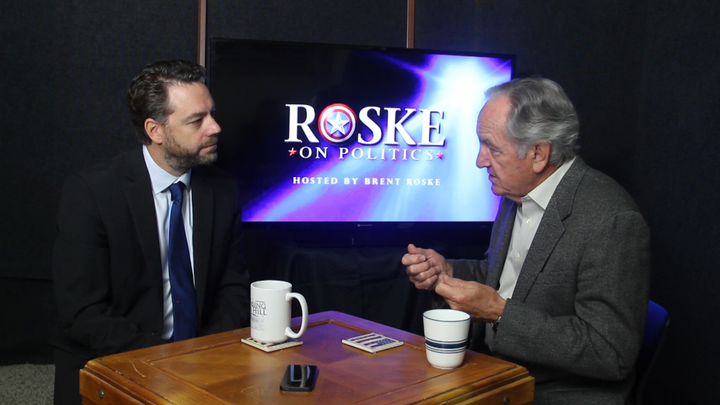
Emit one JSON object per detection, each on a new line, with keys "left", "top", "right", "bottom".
{"left": 486, "top": 77, "right": 579, "bottom": 165}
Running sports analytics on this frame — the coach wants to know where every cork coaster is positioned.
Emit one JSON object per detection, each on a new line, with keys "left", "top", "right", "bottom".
{"left": 241, "top": 337, "right": 304, "bottom": 352}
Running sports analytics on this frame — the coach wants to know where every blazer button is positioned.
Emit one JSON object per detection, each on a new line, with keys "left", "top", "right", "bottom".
{"left": 151, "top": 331, "right": 159, "bottom": 336}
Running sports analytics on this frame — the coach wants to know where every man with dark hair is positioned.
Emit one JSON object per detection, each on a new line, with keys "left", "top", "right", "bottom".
{"left": 403, "top": 78, "right": 650, "bottom": 404}
{"left": 51, "top": 60, "right": 250, "bottom": 404}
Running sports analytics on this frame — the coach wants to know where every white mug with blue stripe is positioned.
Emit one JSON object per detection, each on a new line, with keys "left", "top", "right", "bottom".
{"left": 423, "top": 309, "right": 471, "bottom": 369}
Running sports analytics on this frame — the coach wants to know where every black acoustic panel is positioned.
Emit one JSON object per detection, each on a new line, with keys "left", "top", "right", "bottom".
{"left": 2, "top": 0, "right": 197, "bottom": 280}
{"left": 207, "top": 0, "right": 407, "bottom": 47}
{"left": 414, "top": 0, "right": 646, "bottom": 190}
{"left": 0, "top": 278, "right": 56, "bottom": 365}
{"left": 631, "top": 1, "right": 720, "bottom": 404}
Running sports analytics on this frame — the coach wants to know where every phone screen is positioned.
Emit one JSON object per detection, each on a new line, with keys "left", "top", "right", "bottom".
{"left": 280, "top": 364, "right": 319, "bottom": 392}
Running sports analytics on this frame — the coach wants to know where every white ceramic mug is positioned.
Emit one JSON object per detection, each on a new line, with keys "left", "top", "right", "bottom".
{"left": 423, "top": 309, "right": 471, "bottom": 369}
{"left": 250, "top": 280, "right": 309, "bottom": 344}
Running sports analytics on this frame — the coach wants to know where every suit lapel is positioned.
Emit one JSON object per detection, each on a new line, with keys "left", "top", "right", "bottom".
{"left": 511, "top": 211, "right": 565, "bottom": 301}
{"left": 124, "top": 150, "right": 163, "bottom": 299}
{"left": 191, "top": 170, "right": 214, "bottom": 320}
{"left": 486, "top": 198, "right": 517, "bottom": 289}
{"left": 511, "top": 158, "right": 588, "bottom": 302}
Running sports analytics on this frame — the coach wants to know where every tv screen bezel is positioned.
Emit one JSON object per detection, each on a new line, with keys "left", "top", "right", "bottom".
{"left": 206, "top": 37, "right": 514, "bottom": 247}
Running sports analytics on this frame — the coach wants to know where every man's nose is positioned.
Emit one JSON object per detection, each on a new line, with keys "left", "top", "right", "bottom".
{"left": 476, "top": 147, "right": 490, "bottom": 168}
{"left": 207, "top": 116, "right": 221, "bottom": 135}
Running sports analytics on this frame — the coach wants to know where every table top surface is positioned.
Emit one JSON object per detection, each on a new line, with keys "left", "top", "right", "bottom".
{"left": 81, "top": 311, "right": 533, "bottom": 405}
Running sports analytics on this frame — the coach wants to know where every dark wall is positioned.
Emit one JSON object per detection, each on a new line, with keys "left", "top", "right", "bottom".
{"left": 1, "top": 0, "right": 198, "bottom": 362}
{"left": 414, "top": 1, "right": 647, "bottom": 186}
{"left": 2, "top": 0, "right": 719, "bottom": 403}
{"left": 2, "top": 0, "right": 198, "bottom": 280}
{"left": 208, "top": 0, "right": 407, "bottom": 46}
{"left": 633, "top": 1, "right": 720, "bottom": 402}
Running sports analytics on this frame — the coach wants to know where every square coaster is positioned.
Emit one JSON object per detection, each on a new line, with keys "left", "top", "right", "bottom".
{"left": 241, "top": 337, "right": 303, "bottom": 352}
{"left": 342, "top": 332, "right": 404, "bottom": 354}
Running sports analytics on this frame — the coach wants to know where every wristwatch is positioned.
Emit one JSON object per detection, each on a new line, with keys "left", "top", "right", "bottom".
{"left": 491, "top": 316, "right": 502, "bottom": 332}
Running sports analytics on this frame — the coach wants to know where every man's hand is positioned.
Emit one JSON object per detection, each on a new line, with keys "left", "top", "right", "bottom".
{"left": 435, "top": 274, "right": 506, "bottom": 323}
{"left": 402, "top": 244, "right": 453, "bottom": 291}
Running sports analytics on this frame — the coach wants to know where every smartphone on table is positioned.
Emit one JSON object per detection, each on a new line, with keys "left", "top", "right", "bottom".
{"left": 280, "top": 364, "right": 319, "bottom": 392}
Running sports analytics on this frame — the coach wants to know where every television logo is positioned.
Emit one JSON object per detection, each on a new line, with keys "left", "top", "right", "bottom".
{"left": 286, "top": 103, "right": 446, "bottom": 147}
{"left": 317, "top": 104, "right": 356, "bottom": 144}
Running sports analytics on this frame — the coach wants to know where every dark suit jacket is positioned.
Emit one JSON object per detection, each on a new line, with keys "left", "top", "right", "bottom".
{"left": 449, "top": 158, "right": 651, "bottom": 405}
{"left": 51, "top": 148, "right": 250, "bottom": 362}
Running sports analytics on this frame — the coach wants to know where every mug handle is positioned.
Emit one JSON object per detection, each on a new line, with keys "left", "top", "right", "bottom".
{"left": 284, "top": 292, "right": 308, "bottom": 339}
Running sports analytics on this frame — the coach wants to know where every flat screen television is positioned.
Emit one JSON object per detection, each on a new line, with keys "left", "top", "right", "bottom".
{"left": 207, "top": 38, "right": 514, "bottom": 246}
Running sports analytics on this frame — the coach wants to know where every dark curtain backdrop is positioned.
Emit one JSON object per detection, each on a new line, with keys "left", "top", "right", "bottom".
{"left": 1, "top": 0, "right": 198, "bottom": 364}
{"left": 2, "top": 1, "right": 719, "bottom": 403}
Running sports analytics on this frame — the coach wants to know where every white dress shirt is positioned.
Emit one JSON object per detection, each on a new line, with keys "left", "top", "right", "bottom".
{"left": 497, "top": 157, "right": 576, "bottom": 299}
{"left": 142, "top": 146, "right": 195, "bottom": 340}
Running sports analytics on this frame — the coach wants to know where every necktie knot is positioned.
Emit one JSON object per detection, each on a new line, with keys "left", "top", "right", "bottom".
{"left": 169, "top": 182, "right": 185, "bottom": 203}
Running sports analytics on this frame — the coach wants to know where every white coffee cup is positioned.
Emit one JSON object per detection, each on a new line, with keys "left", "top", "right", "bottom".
{"left": 250, "top": 280, "right": 309, "bottom": 344}
{"left": 423, "top": 309, "right": 471, "bottom": 369}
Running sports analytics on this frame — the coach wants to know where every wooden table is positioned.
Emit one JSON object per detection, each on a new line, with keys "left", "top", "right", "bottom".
{"left": 80, "top": 311, "right": 534, "bottom": 404}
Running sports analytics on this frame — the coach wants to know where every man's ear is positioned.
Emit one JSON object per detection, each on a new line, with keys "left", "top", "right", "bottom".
{"left": 144, "top": 118, "right": 164, "bottom": 145}
{"left": 531, "top": 143, "right": 551, "bottom": 173}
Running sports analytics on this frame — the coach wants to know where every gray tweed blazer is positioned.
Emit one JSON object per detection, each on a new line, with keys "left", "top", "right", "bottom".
{"left": 449, "top": 157, "right": 651, "bottom": 405}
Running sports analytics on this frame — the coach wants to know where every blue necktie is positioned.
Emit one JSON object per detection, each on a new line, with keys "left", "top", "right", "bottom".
{"left": 168, "top": 182, "right": 197, "bottom": 341}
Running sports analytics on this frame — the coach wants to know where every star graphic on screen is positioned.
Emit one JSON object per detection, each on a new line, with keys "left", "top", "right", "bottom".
{"left": 288, "top": 147, "right": 297, "bottom": 156}
{"left": 327, "top": 112, "right": 349, "bottom": 135}
{"left": 436, "top": 152, "right": 444, "bottom": 159}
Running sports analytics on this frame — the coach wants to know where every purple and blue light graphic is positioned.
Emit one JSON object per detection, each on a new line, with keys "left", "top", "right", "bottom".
{"left": 243, "top": 53, "right": 513, "bottom": 222}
